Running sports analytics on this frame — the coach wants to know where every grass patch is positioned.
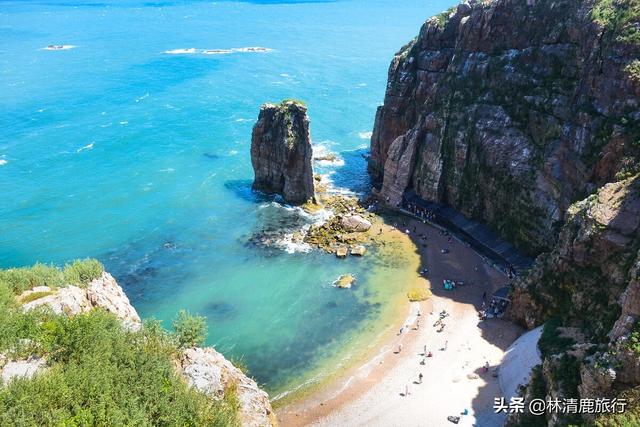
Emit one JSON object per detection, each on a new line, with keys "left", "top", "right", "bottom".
{"left": 0, "top": 259, "right": 104, "bottom": 295}
{"left": 19, "top": 290, "right": 54, "bottom": 304}
{"left": 592, "top": 0, "right": 640, "bottom": 45}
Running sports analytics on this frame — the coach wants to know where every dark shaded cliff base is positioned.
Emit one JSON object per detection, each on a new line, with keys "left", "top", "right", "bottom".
{"left": 369, "top": 0, "right": 640, "bottom": 255}
{"left": 251, "top": 100, "right": 315, "bottom": 205}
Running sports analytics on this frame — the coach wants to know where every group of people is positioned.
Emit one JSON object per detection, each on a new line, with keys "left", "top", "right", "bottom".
{"left": 479, "top": 297, "right": 509, "bottom": 319}
{"left": 402, "top": 200, "right": 437, "bottom": 222}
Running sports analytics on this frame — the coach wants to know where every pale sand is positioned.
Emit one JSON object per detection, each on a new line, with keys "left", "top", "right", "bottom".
{"left": 277, "top": 215, "right": 523, "bottom": 427}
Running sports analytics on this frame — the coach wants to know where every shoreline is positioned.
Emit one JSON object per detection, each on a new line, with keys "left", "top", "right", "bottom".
{"left": 270, "top": 213, "right": 425, "bottom": 409}
{"left": 276, "top": 212, "right": 524, "bottom": 426}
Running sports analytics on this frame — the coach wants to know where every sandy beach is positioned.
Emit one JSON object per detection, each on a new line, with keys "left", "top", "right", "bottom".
{"left": 277, "top": 214, "right": 523, "bottom": 427}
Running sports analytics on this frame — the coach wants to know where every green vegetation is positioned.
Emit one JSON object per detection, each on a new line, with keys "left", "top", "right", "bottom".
{"left": 592, "top": 0, "right": 640, "bottom": 44}
{"left": 18, "top": 290, "right": 54, "bottom": 304}
{"left": 626, "top": 321, "right": 640, "bottom": 355}
{"left": 173, "top": 309, "right": 208, "bottom": 348}
{"left": 433, "top": 6, "right": 456, "bottom": 28}
{"left": 0, "top": 259, "right": 104, "bottom": 294}
{"left": 538, "top": 317, "right": 575, "bottom": 358}
{"left": 625, "top": 60, "right": 640, "bottom": 82}
{"left": 0, "top": 263, "right": 239, "bottom": 426}
{"left": 592, "top": 386, "right": 640, "bottom": 426}
{"left": 514, "top": 365, "right": 548, "bottom": 427}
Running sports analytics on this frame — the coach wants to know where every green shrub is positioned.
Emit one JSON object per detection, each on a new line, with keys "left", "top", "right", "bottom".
{"left": 592, "top": 0, "right": 640, "bottom": 45}
{"left": 0, "top": 259, "right": 104, "bottom": 295}
{"left": 62, "top": 258, "right": 104, "bottom": 287}
{"left": 172, "top": 310, "right": 208, "bottom": 348}
{"left": 538, "top": 317, "right": 575, "bottom": 358}
{"left": 0, "top": 309, "right": 238, "bottom": 426}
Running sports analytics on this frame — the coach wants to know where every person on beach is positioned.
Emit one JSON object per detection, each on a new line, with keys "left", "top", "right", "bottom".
{"left": 398, "top": 344, "right": 402, "bottom": 353}
{"left": 405, "top": 385, "right": 409, "bottom": 396}
{"left": 484, "top": 361, "right": 490, "bottom": 373}
{"left": 399, "top": 327, "right": 404, "bottom": 335}
{"left": 418, "top": 373, "right": 423, "bottom": 384}
{"left": 423, "top": 344, "right": 427, "bottom": 355}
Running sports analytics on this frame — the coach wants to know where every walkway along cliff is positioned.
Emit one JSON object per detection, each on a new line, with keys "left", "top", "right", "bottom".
{"left": 369, "top": 0, "right": 640, "bottom": 425}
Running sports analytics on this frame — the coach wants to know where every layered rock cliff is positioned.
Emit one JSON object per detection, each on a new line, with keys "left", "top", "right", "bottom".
{"left": 251, "top": 100, "right": 315, "bottom": 205}
{"left": 507, "top": 174, "right": 640, "bottom": 426}
{"left": 370, "top": 0, "right": 640, "bottom": 254}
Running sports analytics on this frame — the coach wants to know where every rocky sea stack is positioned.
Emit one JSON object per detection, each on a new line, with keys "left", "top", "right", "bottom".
{"left": 251, "top": 100, "right": 315, "bottom": 205}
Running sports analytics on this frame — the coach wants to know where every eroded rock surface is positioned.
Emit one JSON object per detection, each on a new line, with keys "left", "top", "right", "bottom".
{"left": 251, "top": 100, "right": 315, "bottom": 205}
{"left": 369, "top": 0, "right": 640, "bottom": 254}
{"left": 179, "top": 347, "right": 275, "bottom": 427}
{"left": 20, "top": 272, "right": 141, "bottom": 330}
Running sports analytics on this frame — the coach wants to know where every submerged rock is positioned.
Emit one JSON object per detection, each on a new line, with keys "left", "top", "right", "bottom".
{"left": 179, "top": 347, "right": 274, "bottom": 427}
{"left": 333, "top": 274, "right": 355, "bottom": 289}
{"left": 251, "top": 100, "right": 315, "bottom": 205}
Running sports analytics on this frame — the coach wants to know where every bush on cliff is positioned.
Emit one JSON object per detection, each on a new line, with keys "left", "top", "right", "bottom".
{"left": 0, "top": 259, "right": 104, "bottom": 294}
{"left": 173, "top": 309, "right": 208, "bottom": 348}
{"left": 0, "top": 265, "right": 239, "bottom": 426}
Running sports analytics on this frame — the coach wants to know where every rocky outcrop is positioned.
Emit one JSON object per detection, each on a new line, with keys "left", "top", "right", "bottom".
{"left": 509, "top": 175, "right": 640, "bottom": 335}
{"left": 0, "top": 356, "right": 46, "bottom": 385}
{"left": 369, "top": 0, "right": 640, "bottom": 254}
{"left": 507, "top": 175, "right": 640, "bottom": 425}
{"left": 15, "top": 272, "right": 275, "bottom": 425}
{"left": 21, "top": 272, "right": 142, "bottom": 330}
{"left": 179, "top": 347, "right": 275, "bottom": 427}
{"left": 251, "top": 100, "right": 315, "bottom": 205}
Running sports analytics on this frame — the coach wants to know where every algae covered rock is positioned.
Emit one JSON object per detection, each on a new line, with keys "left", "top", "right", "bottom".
{"left": 333, "top": 274, "right": 355, "bottom": 289}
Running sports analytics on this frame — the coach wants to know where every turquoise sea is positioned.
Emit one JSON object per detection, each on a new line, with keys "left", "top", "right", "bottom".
{"left": 0, "top": 0, "right": 453, "bottom": 396}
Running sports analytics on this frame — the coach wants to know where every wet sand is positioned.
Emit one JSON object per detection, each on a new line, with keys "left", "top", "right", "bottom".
{"left": 277, "top": 214, "right": 523, "bottom": 427}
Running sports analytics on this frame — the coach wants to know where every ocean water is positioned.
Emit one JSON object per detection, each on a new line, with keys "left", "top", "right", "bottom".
{"left": 0, "top": 0, "right": 453, "bottom": 396}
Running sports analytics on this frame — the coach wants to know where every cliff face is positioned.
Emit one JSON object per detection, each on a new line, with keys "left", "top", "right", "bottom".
{"left": 507, "top": 175, "right": 640, "bottom": 426}
{"left": 251, "top": 100, "right": 315, "bottom": 205}
{"left": 509, "top": 176, "right": 640, "bottom": 335}
{"left": 370, "top": 0, "right": 640, "bottom": 254}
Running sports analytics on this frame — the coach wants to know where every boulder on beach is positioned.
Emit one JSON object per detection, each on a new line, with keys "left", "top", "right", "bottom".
{"left": 333, "top": 274, "right": 355, "bottom": 289}
{"left": 335, "top": 246, "right": 348, "bottom": 258}
{"left": 341, "top": 215, "right": 372, "bottom": 232}
{"left": 350, "top": 245, "right": 367, "bottom": 256}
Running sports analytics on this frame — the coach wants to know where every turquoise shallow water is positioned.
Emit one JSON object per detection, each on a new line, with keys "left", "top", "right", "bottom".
{"left": 0, "top": 0, "right": 453, "bottom": 394}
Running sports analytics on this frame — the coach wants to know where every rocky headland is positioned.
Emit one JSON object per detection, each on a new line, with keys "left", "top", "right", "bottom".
{"left": 369, "top": 0, "right": 639, "bottom": 255}
{"left": 368, "top": 0, "right": 640, "bottom": 425}
{"left": 251, "top": 100, "right": 315, "bottom": 205}
{"left": 1, "top": 270, "right": 275, "bottom": 427}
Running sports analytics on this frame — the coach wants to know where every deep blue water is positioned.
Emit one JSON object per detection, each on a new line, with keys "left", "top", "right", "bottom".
{"left": 0, "top": 0, "right": 454, "bottom": 394}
